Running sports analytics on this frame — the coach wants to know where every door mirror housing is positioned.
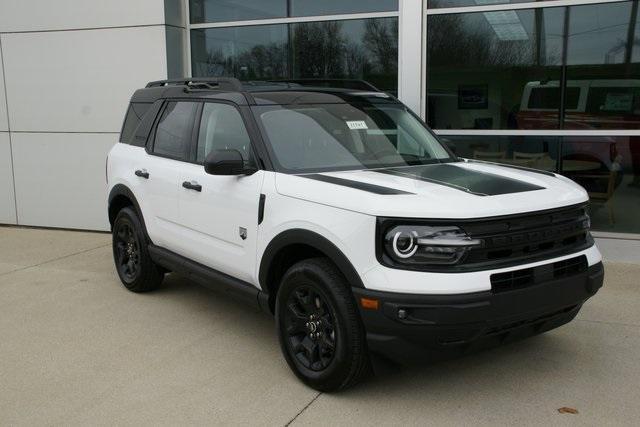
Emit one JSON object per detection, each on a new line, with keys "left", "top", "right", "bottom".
{"left": 204, "top": 149, "right": 257, "bottom": 175}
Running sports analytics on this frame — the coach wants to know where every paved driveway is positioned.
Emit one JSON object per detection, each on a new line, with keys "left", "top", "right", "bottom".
{"left": 0, "top": 226, "right": 638, "bottom": 426}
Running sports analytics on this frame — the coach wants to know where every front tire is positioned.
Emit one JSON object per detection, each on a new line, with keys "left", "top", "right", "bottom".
{"left": 112, "top": 207, "right": 163, "bottom": 292}
{"left": 276, "top": 258, "right": 370, "bottom": 392}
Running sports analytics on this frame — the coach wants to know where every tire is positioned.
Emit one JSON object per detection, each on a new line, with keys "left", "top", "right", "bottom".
{"left": 112, "top": 207, "right": 163, "bottom": 292}
{"left": 275, "top": 257, "right": 370, "bottom": 392}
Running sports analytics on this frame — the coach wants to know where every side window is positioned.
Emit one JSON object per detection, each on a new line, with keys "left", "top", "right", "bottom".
{"left": 132, "top": 100, "right": 163, "bottom": 147}
{"left": 196, "top": 103, "right": 254, "bottom": 164}
{"left": 120, "top": 102, "right": 151, "bottom": 144}
{"left": 152, "top": 101, "right": 198, "bottom": 160}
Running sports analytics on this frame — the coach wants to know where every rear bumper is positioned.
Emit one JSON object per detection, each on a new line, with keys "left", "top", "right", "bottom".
{"left": 353, "top": 262, "right": 604, "bottom": 362}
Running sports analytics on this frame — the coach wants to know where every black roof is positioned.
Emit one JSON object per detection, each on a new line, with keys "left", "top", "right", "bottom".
{"left": 130, "top": 78, "right": 399, "bottom": 106}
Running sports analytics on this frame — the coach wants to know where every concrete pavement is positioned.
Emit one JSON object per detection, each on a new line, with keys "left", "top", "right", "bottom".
{"left": 0, "top": 226, "right": 639, "bottom": 426}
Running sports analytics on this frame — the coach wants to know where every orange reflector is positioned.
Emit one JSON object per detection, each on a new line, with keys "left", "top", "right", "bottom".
{"left": 360, "top": 297, "right": 379, "bottom": 310}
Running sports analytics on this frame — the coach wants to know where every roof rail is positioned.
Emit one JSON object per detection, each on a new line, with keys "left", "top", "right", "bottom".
{"left": 145, "top": 77, "right": 243, "bottom": 91}
{"left": 267, "top": 79, "right": 380, "bottom": 91}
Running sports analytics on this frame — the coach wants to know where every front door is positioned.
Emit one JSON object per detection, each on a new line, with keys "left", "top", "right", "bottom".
{"left": 176, "top": 102, "right": 264, "bottom": 285}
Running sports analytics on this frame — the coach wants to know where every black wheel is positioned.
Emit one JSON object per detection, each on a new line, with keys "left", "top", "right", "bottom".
{"left": 112, "top": 207, "right": 163, "bottom": 292}
{"left": 276, "top": 258, "right": 370, "bottom": 392}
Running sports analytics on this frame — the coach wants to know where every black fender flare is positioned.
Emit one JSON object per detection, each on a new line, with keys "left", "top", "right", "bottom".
{"left": 258, "top": 229, "right": 365, "bottom": 295}
{"left": 107, "top": 184, "right": 151, "bottom": 242}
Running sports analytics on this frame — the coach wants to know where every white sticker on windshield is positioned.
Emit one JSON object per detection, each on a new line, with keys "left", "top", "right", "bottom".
{"left": 346, "top": 120, "right": 368, "bottom": 130}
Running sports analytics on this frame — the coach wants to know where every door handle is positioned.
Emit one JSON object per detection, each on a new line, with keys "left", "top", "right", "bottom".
{"left": 135, "top": 169, "right": 149, "bottom": 179}
{"left": 182, "top": 180, "right": 202, "bottom": 192}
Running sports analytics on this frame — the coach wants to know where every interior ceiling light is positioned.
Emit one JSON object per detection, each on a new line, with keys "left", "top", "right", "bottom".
{"left": 481, "top": 9, "right": 529, "bottom": 41}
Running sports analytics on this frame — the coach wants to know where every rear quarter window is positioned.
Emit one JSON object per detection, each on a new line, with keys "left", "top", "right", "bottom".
{"left": 120, "top": 102, "right": 152, "bottom": 144}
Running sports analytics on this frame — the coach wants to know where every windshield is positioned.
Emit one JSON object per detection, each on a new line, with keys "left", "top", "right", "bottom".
{"left": 253, "top": 103, "right": 456, "bottom": 173}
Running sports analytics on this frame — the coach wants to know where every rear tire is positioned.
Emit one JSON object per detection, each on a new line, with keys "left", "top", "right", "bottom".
{"left": 112, "top": 207, "right": 163, "bottom": 292}
{"left": 276, "top": 258, "right": 370, "bottom": 392}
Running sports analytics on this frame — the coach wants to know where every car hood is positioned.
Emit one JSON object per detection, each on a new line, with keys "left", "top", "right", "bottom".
{"left": 274, "top": 161, "right": 589, "bottom": 218}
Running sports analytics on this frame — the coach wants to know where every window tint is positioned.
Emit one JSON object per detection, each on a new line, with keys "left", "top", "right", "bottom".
{"left": 131, "top": 100, "right": 163, "bottom": 147}
{"left": 196, "top": 103, "right": 253, "bottom": 164}
{"left": 120, "top": 102, "right": 151, "bottom": 144}
{"left": 153, "top": 102, "right": 198, "bottom": 160}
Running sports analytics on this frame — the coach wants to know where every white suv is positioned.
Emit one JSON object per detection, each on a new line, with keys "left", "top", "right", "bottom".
{"left": 107, "top": 78, "right": 604, "bottom": 391}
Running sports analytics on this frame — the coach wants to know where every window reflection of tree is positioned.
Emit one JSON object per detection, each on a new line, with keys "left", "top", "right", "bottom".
{"left": 199, "top": 19, "right": 398, "bottom": 90}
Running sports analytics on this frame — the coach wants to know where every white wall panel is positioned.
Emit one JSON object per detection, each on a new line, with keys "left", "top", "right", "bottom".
{"left": 2, "top": 26, "right": 168, "bottom": 133}
{"left": 0, "top": 0, "right": 165, "bottom": 33}
{"left": 0, "top": 133, "right": 17, "bottom": 224}
{"left": 0, "top": 38, "right": 8, "bottom": 132}
{"left": 12, "top": 133, "right": 116, "bottom": 230}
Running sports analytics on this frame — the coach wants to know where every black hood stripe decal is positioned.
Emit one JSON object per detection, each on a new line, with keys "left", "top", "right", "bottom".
{"left": 302, "top": 174, "right": 414, "bottom": 195}
{"left": 375, "top": 169, "right": 489, "bottom": 196}
{"left": 464, "top": 158, "right": 557, "bottom": 177}
{"left": 374, "top": 164, "right": 545, "bottom": 196}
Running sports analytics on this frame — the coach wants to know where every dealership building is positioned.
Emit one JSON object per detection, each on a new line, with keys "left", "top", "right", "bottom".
{"left": 0, "top": 0, "right": 638, "bottom": 245}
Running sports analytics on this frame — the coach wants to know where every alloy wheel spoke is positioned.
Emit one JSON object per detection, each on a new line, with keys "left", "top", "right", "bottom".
{"left": 285, "top": 285, "right": 337, "bottom": 371}
{"left": 127, "top": 260, "right": 136, "bottom": 275}
{"left": 117, "top": 250, "right": 127, "bottom": 266}
{"left": 295, "top": 290, "right": 315, "bottom": 315}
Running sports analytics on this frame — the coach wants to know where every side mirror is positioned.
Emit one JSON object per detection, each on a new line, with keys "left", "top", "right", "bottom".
{"left": 204, "top": 149, "right": 256, "bottom": 176}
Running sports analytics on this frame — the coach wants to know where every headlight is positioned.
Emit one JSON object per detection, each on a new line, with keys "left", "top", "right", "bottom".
{"left": 382, "top": 225, "right": 482, "bottom": 267}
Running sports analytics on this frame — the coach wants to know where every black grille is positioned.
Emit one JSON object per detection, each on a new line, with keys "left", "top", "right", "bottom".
{"left": 491, "top": 255, "right": 588, "bottom": 293}
{"left": 553, "top": 256, "right": 588, "bottom": 279}
{"left": 491, "top": 268, "right": 535, "bottom": 292}
{"left": 461, "top": 204, "right": 591, "bottom": 269}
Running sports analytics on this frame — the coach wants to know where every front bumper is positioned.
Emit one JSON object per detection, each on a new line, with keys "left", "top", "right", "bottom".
{"left": 353, "top": 261, "right": 604, "bottom": 362}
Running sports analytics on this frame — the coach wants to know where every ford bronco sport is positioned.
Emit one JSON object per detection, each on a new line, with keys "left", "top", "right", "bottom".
{"left": 107, "top": 78, "right": 604, "bottom": 391}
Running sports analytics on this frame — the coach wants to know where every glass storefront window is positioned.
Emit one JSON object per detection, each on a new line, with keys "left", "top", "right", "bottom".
{"left": 428, "top": 0, "right": 560, "bottom": 8}
{"left": 189, "top": 0, "right": 287, "bottom": 24}
{"left": 439, "top": 134, "right": 640, "bottom": 233}
{"left": 190, "top": 0, "right": 398, "bottom": 23}
{"left": 290, "top": 19, "right": 398, "bottom": 91}
{"left": 190, "top": 18, "right": 398, "bottom": 92}
{"left": 438, "top": 135, "right": 560, "bottom": 172}
{"left": 561, "top": 136, "right": 640, "bottom": 234}
{"left": 290, "top": 0, "right": 397, "bottom": 17}
{"left": 426, "top": 7, "right": 565, "bottom": 130}
{"left": 564, "top": 1, "right": 640, "bottom": 130}
{"left": 191, "top": 25, "right": 289, "bottom": 79}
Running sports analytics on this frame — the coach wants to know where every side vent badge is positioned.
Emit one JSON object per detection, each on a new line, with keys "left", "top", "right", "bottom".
{"left": 239, "top": 227, "right": 247, "bottom": 240}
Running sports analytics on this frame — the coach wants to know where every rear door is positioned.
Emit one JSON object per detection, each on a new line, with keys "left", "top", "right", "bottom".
{"left": 176, "top": 101, "right": 264, "bottom": 284}
{"left": 143, "top": 100, "right": 199, "bottom": 249}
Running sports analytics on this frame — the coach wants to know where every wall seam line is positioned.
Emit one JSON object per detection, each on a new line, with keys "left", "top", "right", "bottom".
{"left": 0, "top": 35, "right": 19, "bottom": 224}
{"left": 0, "top": 23, "right": 169, "bottom": 35}
{"left": 9, "top": 131, "right": 121, "bottom": 134}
